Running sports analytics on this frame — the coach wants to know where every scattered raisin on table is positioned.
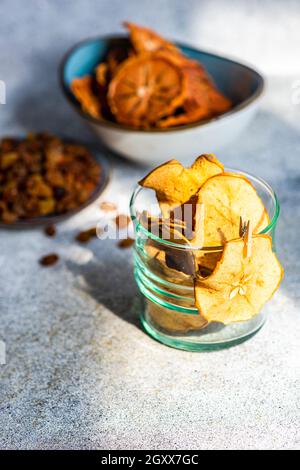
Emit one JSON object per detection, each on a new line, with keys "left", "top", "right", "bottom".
{"left": 39, "top": 253, "right": 59, "bottom": 267}
{"left": 44, "top": 224, "right": 56, "bottom": 237}
{"left": 118, "top": 238, "right": 134, "bottom": 249}
{"left": 100, "top": 201, "right": 117, "bottom": 212}
{"left": 76, "top": 227, "right": 97, "bottom": 243}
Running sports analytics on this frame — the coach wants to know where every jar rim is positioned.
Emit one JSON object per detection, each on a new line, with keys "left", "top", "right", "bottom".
{"left": 129, "top": 168, "right": 280, "bottom": 251}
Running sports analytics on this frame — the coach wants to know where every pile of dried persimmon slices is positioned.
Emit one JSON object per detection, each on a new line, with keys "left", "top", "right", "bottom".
{"left": 71, "top": 22, "right": 232, "bottom": 129}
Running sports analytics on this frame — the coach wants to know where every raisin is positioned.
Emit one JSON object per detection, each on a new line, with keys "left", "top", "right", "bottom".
{"left": 39, "top": 253, "right": 59, "bottom": 267}
{"left": 76, "top": 227, "right": 97, "bottom": 243}
{"left": 118, "top": 238, "right": 134, "bottom": 249}
{"left": 100, "top": 201, "right": 117, "bottom": 212}
{"left": 44, "top": 225, "right": 56, "bottom": 237}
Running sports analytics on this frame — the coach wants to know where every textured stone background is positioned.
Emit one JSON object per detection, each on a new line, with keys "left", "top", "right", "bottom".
{"left": 0, "top": 0, "right": 299, "bottom": 450}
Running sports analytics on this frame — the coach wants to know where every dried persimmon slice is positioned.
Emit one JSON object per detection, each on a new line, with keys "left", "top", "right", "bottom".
{"left": 124, "top": 21, "right": 179, "bottom": 54}
{"left": 157, "top": 61, "right": 231, "bottom": 128}
{"left": 182, "top": 62, "right": 211, "bottom": 111}
{"left": 93, "top": 65, "right": 114, "bottom": 120}
{"left": 194, "top": 235, "right": 283, "bottom": 324}
{"left": 71, "top": 76, "right": 102, "bottom": 118}
{"left": 95, "top": 63, "right": 109, "bottom": 87}
{"left": 157, "top": 111, "right": 207, "bottom": 128}
{"left": 108, "top": 53, "right": 186, "bottom": 127}
{"left": 152, "top": 51, "right": 212, "bottom": 118}
{"left": 182, "top": 61, "right": 231, "bottom": 116}
{"left": 105, "top": 42, "right": 135, "bottom": 77}
{"left": 206, "top": 86, "right": 232, "bottom": 115}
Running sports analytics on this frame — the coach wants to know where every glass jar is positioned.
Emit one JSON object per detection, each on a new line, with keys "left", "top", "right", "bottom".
{"left": 130, "top": 169, "right": 280, "bottom": 351}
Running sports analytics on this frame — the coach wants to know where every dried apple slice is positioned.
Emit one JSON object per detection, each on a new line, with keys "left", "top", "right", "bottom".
{"left": 124, "top": 21, "right": 179, "bottom": 54}
{"left": 139, "top": 160, "right": 199, "bottom": 215}
{"left": 71, "top": 76, "right": 102, "bottom": 118}
{"left": 196, "top": 249, "right": 223, "bottom": 272}
{"left": 139, "top": 154, "right": 223, "bottom": 216}
{"left": 190, "top": 154, "right": 224, "bottom": 187}
{"left": 189, "top": 199, "right": 205, "bottom": 247}
{"left": 180, "top": 194, "right": 223, "bottom": 273}
{"left": 194, "top": 235, "right": 283, "bottom": 324}
{"left": 145, "top": 241, "right": 193, "bottom": 285}
{"left": 152, "top": 219, "right": 196, "bottom": 276}
{"left": 147, "top": 301, "right": 208, "bottom": 333}
{"left": 140, "top": 212, "right": 196, "bottom": 277}
{"left": 197, "top": 173, "right": 267, "bottom": 247}
{"left": 139, "top": 210, "right": 186, "bottom": 236}
{"left": 108, "top": 53, "right": 186, "bottom": 127}
{"left": 255, "top": 208, "right": 271, "bottom": 233}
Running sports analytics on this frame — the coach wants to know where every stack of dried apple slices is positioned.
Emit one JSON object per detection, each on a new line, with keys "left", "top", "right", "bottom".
{"left": 138, "top": 154, "right": 283, "bottom": 326}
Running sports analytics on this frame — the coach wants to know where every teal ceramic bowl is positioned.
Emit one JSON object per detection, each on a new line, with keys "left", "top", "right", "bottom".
{"left": 60, "top": 36, "right": 264, "bottom": 165}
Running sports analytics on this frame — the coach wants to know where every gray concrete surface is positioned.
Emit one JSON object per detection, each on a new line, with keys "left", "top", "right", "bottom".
{"left": 0, "top": 0, "right": 299, "bottom": 450}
